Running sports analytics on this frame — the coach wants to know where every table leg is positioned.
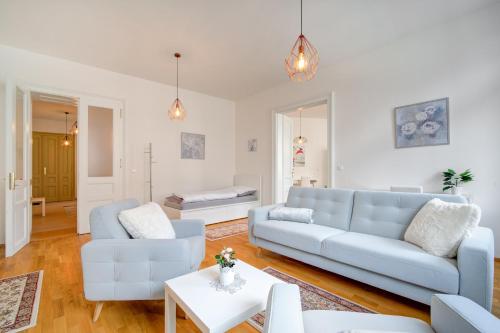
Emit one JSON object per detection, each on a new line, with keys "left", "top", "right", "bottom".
{"left": 165, "top": 293, "right": 176, "bottom": 333}
{"left": 42, "top": 198, "right": 46, "bottom": 217}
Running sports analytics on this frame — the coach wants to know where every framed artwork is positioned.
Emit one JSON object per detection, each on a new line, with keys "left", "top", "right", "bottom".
{"left": 395, "top": 97, "right": 449, "bottom": 148}
{"left": 181, "top": 132, "right": 205, "bottom": 160}
{"left": 293, "top": 144, "right": 305, "bottom": 167}
{"left": 248, "top": 138, "right": 257, "bottom": 152}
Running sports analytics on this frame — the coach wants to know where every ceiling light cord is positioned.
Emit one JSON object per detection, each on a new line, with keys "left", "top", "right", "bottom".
{"left": 300, "top": 0, "right": 303, "bottom": 35}
{"left": 176, "top": 57, "right": 179, "bottom": 99}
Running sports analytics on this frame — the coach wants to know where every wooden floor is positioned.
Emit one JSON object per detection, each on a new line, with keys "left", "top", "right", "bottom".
{"left": 31, "top": 201, "right": 77, "bottom": 241}
{"left": 0, "top": 219, "right": 498, "bottom": 332}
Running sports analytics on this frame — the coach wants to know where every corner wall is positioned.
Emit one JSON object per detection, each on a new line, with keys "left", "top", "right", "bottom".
{"left": 0, "top": 45, "right": 236, "bottom": 242}
{"left": 235, "top": 4, "right": 500, "bottom": 254}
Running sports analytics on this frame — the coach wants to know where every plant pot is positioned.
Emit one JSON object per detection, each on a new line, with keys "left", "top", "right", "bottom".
{"left": 451, "top": 186, "right": 464, "bottom": 195}
{"left": 219, "top": 267, "right": 235, "bottom": 286}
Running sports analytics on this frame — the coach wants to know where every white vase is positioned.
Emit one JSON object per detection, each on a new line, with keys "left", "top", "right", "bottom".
{"left": 451, "top": 186, "right": 464, "bottom": 195}
{"left": 219, "top": 267, "right": 235, "bottom": 286}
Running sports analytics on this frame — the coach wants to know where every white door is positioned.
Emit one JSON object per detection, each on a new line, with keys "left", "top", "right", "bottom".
{"left": 282, "top": 115, "right": 294, "bottom": 200}
{"left": 4, "top": 82, "right": 31, "bottom": 257}
{"left": 274, "top": 113, "right": 294, "bottom": 203}
{"left": 77, "top": 96, "right": 124, "bottom": 234}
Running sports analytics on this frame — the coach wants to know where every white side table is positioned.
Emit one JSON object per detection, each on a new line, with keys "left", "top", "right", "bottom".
{"left": 32, "top": 197, "right": 46, "bottom": 217}
{"left": 164, "top": 260, "right": 282, "bottom": 333}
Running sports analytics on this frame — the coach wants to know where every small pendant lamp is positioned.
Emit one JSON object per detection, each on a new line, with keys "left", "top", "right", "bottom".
{"left": 285, "top": 0, "right": 319, "bottom": 82}
{"left": 293, "top": 108, "right": 308, "bottom": 144}
{"left": 169, "top": 53, "right": 187, "bottom": 120}
{"left": 63, "top": 112, "right": 71, "bottom": 146}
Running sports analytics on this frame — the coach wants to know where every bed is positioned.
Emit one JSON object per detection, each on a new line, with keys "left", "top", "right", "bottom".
{"left": 162, "top": 174, "right": 262, "bottom": 225}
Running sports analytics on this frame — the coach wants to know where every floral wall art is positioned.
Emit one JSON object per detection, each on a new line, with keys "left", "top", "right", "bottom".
{"left": 395, "top": 98, "right": 449, "bottom": 148}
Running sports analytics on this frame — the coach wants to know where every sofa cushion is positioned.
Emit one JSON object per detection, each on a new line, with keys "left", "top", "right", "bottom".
{"left": 350, "top": 191, "right": 467, "bottom": 240}
{"left": 253, "top": 220, "right": 345, "bottom": 255}
{"left": 286, "top": 187, "right": 354, "bottom": 230}
{"left": 321, "top": 232, "right": 459, "bottom": 293}
{"left": 303, "top": 310, "right": 434, "bottom": 333}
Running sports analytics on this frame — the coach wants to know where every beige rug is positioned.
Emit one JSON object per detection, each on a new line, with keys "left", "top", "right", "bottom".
{"left": 248, "top": 267, "right": 374, "bottom": 330}
{"left": 206, "top": 222, "right": 248, "bottom": 241}
{"left": 0, "top": 271, "right": 43, "bottom": 333}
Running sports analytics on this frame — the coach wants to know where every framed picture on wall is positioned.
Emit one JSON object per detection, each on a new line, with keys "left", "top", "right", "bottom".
{"left": 248, "top": 138, "right": 257, "bottom": 152}
{"left": 293, "top": 144, "right": 305, "bottom": 167}
{"left": 395, "top": 97, "right": 449, "bottom": 148}
{"left": 181, "top": 132, "right": 205, "bottom": 159}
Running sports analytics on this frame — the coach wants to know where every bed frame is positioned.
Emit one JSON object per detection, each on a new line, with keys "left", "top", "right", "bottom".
{"left": 162, "top": 174, "right": 262, "bottom": 225}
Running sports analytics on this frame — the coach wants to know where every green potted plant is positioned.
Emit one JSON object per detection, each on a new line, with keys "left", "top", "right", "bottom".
{"left": 442, "top": 169, "right": 474, "bottom": 195}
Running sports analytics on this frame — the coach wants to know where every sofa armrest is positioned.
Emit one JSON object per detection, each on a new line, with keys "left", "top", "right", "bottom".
{"left": 457, "top": 227, "right": 494, "bottom": 310}
{"left": 263, "top": 283, "right": 304, "bottom": 333}
{"left": 171, "top": 219, "right": 205, "bottom": 238}
{"left": 431, "top": 294, "right": 500, "bottom": 333}
{"left": 248, "top": 203, "right": 284, "bottom": 243}
{"left": 81, "top": 238, "right": 194, "bottom": 301}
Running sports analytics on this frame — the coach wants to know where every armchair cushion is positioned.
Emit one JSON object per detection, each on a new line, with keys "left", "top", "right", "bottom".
{"left": 431, "top": 294, "right": 500, "bottom": 333}
{"left": 90, "top": 199, "right": 139, "bottom": 239}
{"left": 263, "top": 284, "right": 304, "bottom": 333}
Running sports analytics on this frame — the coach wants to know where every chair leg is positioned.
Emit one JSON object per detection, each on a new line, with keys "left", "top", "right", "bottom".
{"left": 93, "top": 302, "right": 104, "bottom": 322}
{"left": 256, "top": 247, "right": 263, "bottom": 258}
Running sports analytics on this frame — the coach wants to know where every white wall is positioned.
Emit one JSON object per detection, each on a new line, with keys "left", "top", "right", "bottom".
{"left": 292, "top": 114, "right": 328, "bottom": 188}
{"left": 235, "top": 4, "right": 500, "bottom": 254}
{"left": 0, "top": 44, "right": 235, "bottom": 242}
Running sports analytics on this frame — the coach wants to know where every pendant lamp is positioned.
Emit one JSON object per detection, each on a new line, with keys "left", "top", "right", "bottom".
{"left": 293, "top": 108, "right": 308, "bottom": 144}
{"left": 169, "top": 53, "right": 187, "bottom": 120}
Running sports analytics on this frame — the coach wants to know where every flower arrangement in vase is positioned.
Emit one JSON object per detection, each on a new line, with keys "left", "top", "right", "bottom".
{"left": 442, "top": 169, "right": 474, "bottom": 195}
{"left": 215, "top": 247, "right": 236, "bottom": 286}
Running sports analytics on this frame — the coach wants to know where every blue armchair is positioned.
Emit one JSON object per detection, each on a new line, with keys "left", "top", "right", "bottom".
{"left": 264, "top": 284, "right": 500, "bottom": 333}
{"left": 81, "top": 199, "right": 205, "bottom": 321}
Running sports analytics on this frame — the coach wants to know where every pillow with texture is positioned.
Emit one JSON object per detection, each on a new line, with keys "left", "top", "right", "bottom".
{"left": 118, "top": 202, "right": 176, "bottom": 239}
{"left": 404, "top": 198, "right": 481, "bottom": 257}
{"left": 269, "top": 206, "right": 314, "bottom": 224}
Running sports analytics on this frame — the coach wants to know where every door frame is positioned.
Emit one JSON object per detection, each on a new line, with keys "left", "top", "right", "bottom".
{"left": 271, "top": 92, "right": 335, "bottom": 204}
{"left": 4, "top": 81, "right": 125, "bottom": 251}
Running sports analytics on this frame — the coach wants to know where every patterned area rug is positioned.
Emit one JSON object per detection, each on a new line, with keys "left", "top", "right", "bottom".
{"left": 206, "top": 222, "right": 248, "bottom": 241}
{"left": 0, "top": 271, "right": 43, "bottom": 333}
{"left": 248, "top": 267, "right": 374, "bottom": 331}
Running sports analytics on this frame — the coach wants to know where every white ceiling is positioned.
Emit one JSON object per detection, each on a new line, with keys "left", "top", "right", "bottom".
{"left": 31, "top": 92, "right": 77, "bottom": 120}
{"left": 1, "top": 0, "right": 497, "bottom": 100}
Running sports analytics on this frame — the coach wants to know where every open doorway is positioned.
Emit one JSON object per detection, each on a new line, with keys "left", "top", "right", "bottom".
{"left": 30, "top": 92, "right": 78, "bottom": 240}
{"left": 273, "top": 96, "right": 334, "bottom": 203}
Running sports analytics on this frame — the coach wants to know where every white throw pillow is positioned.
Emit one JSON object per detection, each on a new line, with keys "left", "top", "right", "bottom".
{"left": 269, "top": 206, "right": 314, "bottom": 224}
{"left": 404, "top": 198, "right": 481, "bottom": 257}
{"left": 118, "top": 202, "right": 176, "bottom": 239}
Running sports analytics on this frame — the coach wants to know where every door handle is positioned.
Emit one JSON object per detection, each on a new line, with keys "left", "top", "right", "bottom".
{"left": 43, "top": 167, "right": 47, "bottom": 176}
{"left": 8, "top": 172, "right": 15, "bottom": 191}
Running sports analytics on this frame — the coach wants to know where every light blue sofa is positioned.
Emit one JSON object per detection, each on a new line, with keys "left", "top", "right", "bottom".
{"left": 81, "top": 199, "right": 205, "bottom": 321}
{"left": 249, "top": 187, "right": 494, "bottom": 310}
{"left": 264, "top": 283, "right": 500, "bottom": 333}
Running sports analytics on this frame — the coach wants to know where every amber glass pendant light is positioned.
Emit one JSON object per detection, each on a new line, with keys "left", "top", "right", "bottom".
{"left": 285, "top": 0, "right": 319, "bottom": 81}
{"left": 63, "top": 112, "right": 71, "bottom": 146}
{"left": 293, "top": 108, "right": 308, "bottom": 144}
{"left": 169, "top": 53, "right": 187, "bottom": 120}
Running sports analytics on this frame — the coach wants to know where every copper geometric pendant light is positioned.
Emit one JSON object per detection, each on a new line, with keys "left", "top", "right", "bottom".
{"left": 168, "top": 53, "right": 187, "bottom": 120}
{"left": 285, "top": 0, "right": 319, "bottom": 82}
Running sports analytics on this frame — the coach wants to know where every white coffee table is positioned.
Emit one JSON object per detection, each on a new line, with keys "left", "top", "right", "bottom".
{"left": 164, "top": 260, "right": 282, "bottom": 333}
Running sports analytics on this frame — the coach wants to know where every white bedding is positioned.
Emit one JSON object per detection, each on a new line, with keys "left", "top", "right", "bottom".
{"left": 175, "top": 186, "right": 256, "bottom": 203}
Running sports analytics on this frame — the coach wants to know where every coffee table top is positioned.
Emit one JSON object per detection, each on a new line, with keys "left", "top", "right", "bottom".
{"left": 165, "top": 260, "right": 282, "bottom": 333}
